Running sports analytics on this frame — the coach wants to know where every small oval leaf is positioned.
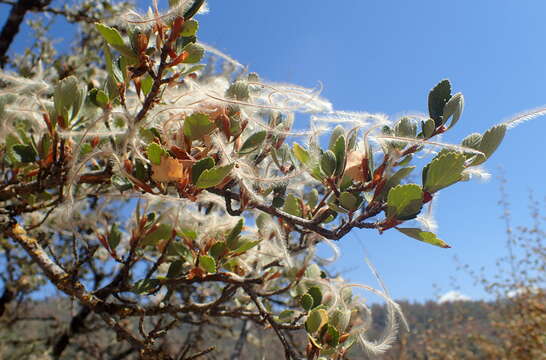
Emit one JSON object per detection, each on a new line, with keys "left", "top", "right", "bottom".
{"left": 196, "top": 164, "right": 234, "bottom": 189}
{"left": 239, "top": 131, "right": 267, "bottom": 155}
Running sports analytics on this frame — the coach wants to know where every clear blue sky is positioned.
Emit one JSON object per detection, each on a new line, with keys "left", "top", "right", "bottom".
{"left": 2, "top": 0, "right": 545, "bottom": 302}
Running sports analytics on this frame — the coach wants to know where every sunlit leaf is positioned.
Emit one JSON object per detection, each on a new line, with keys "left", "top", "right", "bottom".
{"left": 306, "top": 308, "right": 328, "bottom": 334}
{"left": 423, "top": 151, "right": 465, "bottom": 193}
{"left": 142, "top": 224, "right": 172, "bottom": 247}
{"left": 283, "top": 194, "right": 302, "bottom": 217}
{"left": 183, "top": 113, "right": 213, "bottom": 140}
{"left": 227, "top": 219, "right": 244, "bottom": 250}
{"left": 443, "top": 92, "right": 464, "bottom": 129}
{"left": 307, "top": 287, "right": 323, "bottom": 309}
{"left": 108, "top": 223, "right": 122, "bottom": 251}
{"left": 428, "top": 79, "right": 451, "bottom": 125}
{"left": 293, "top": 143, "right": 311, "bottom": 167}
{"left": 239, "top": 131, "right": 267, "bottom": 155}
{"left": 301, "top": 293, "right": 314, "bottom": 311}
{"left": 181, "top": 19, "right": 199, "bottom": 37}
{"left": 147, "top": 143, "right": 167, "bottom": 165}
{"left": 182, "top": 43, "right": 204, "bottom": 64}
{"left": 320, "top": 150, "right": 337, "bottom": 177}
{"left": 196, "top": 164, "right": 234, "bottom": 188}
{"left": 386, "top": 184, "right": 423, "bottom": 220}
{"left": 191, "top": 157, "right": 215, "bottom": 184}
{"left": 199, "top": 255, "right": 216, "bottom": 273}
{"left": 396, "top": 227, "right": 451, "bottom": 248}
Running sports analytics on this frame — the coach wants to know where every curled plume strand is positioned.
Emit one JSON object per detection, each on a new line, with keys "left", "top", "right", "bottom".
{"left": 199, "top": 42, "right": 245, "bottom": 69}
{"left": 375, "top": 134, "right": 486, "bottom": 156}
{"left": 502, "top": 106, "right": 546, "bottom": 129}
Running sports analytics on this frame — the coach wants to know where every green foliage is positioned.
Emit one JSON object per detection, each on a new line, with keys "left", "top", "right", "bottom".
{"left": 428, "top": 79, "right": 451, "bottom": 126}
{"left": 387, "top": 184, "right": 424, "bottom": 220}
{"left": 0, "top": 5, "right": 516, "bottom": 359}
{"left": 183, "top": 113, "right": 213, "bottom": 140}
{"left": 191, "top": 157, "right": 215, "bottom": 184}
{"left": 147, "top": 142, "right": 167, "bottom": 165}
{"left": 396, "top": 227, "right": 450, "bottom": 248}
{"left": 423, "top": 151, "right": 465, "bottom": 193}
{"left": 239, "top": 130, "right": 267, "bottom": 155}
{"left": 195, "top": 164, "right": 234, "bottom": 188}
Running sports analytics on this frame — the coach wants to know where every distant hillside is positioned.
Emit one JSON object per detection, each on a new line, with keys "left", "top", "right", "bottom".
{"left": 0, "top": 296, "right": 543, "bottom": 359}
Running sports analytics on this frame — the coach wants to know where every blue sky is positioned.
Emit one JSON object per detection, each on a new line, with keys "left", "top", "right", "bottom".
{"left": 2, "top": 0, "right": 545, "bottom": 302}
{"left": 192, "top": 0, "right": 546, "bottom": 302}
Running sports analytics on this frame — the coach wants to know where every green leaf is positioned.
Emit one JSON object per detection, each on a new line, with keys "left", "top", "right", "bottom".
{"left": 183, "top": 113, "right": 213, "bottom": 140}
{"left": 339, "top": 175, "right": 352, "bottom": 191}
{"left": 396, "top": 227, "right": 451, "bottom": 248}
{"left": 386, "top": 184, "right": 423, "bottom": 220}
{"left": 301, "top": 293, "right": 314, "bottom": 311}
{"left": 394, "top": 117, "right": 417, "bottom": 138}
{"left": 428, "top": 79, "right": 451, "bottom": 125}
{"left": 96, "top": 23, "right": 125, "bottom": 49}
{"left": 181, "top": 0, "right": 205, "bottom": 19}
{"left": 305, "top": 189, "right": 319, "bottom": 209}
{"left": 196, "top": 164, "right": 234, "bottom": 188}
{"left": 347, "top": 127, "right": 359, "bottom": 150}
{"left": 141, "top": 75, "right": 153, "bottom": 95}
{"left": 178, "top": 228, "right": 197, "bottom": 242}
{"left": 293, "top": 143, "right": 311, "bottom": 167}
{"left": 234, "top": 239, "right": 260, "bottom": 254}
{"left": 330, "top": 309, "right": 351, "bottom": 332}
{"left": 111, "top": 175, "right": 133, "bottom": 192}
{"left": 279, "top": 310, "right": 296, "bottom": 323}
{"left": 54, "top": 76, "right": 85, "bottom": 125}
{"left": 12, "top": 144, "right": 37, "bottom": 163}
{"left": 142, "top": 224, "right": 172, "bottom": 247}
{"left": 443, "top": 92, "right": 464, "bottom": 129}
{"left": 328, "top": 125, "right": 345, "bottom": 151}
{"left": 461, "top": 133, "right": 482, "bottom": 150}
{"left": 283, "top": 194, "right": 302, "bottom": 217}
{"left": 167, "top": 241, "right": 192, "bottom": 261}
{"left": 167, "top": 260, "right": 185, "bottom": 278}
{"left": 181, "top": 19, "right": 199, "bottom": 37}
{"left": 182, "top": 43, "right": 204, "bottom": 64}
{"left": 272, "top": 196, "right": 285, "bottom": 208}
{"left": 320, "top": 150, "right": 337, "bottom": 177}
{"left": 307, "top": 287, "right": 323, "bottom": 309}
{"left": 5, "top": 134, "right": 20, "bottom": 164}
{"left": 199, "top": 255, "right": 216, "bottom": 273}
{"left": 306, "top": 309, "right": 328, "bottom": 334}
{"left": 478, "top": 124, "right": 506, "bottom": 163}
{"left": 38, "top": 134, "right": 51, "bottom": 159}
{"left": 239, "top": 131, "right": 267, "bottom": 155}
{"left": 191, "top": 157, "right": 215, "bottom": 184}
{"left": 108, "top": 223, "right": 122, "bottom": 251}
{"left": 91, "top": 88, "right": 109, "bottom": 107}
{"left": 135, "top": 159, "right": 146, "bottom": 181}
{"left": 226, "top": 81, "right": 250, "bottom": 101}
{"left": 422, "top": 118, "right": 436, "bottom": 138}
{"left": 423, "top": 151, "right": 465, "bottom": 193}
{"left": 339, "top": 192, "right": 360, "bottom": 212}
{"left": 147, "top": 142, "right": 167, "bottom": 165}
{"left": 210, "top": 241, "right": 227, "bottom": 260}
{"left": 132, "top": 278, "right": 160, "bottom": 294}
{"left": 95, "top": 23, "right": 135, "bottom": 58}
{"left": 227, "top": 219, "right": 244, "bottom": 250}
{"left": 333, "top": 135, "right": 346, "bottom": 177}
{"left": 324, "top": 325, "right": 340, "bottom": 347}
